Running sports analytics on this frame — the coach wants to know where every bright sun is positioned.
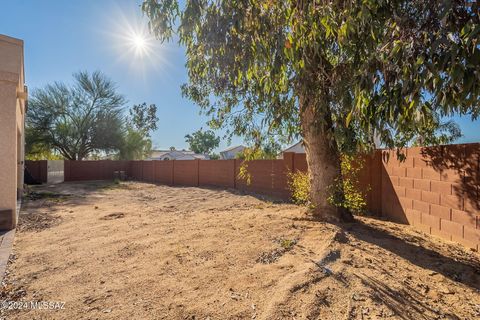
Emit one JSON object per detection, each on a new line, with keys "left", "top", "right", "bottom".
{"left": 104, "top": 5, "right": 169, "bottom": 78}
{"left": 127, "top": 31, "right": 151, "bottom": 57}
{"left": 132, "top": 34, "right": 146, "bottom": 51}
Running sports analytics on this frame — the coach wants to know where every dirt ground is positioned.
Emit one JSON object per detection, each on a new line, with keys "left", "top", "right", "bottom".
{"left": 1, "top": 181, "right": 479, "bottom": 319}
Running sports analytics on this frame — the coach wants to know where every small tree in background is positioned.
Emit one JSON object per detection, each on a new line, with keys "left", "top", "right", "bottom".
{"left": 185, "top": 128, "right": 220, "bottom": 155}
{"left": 118, "top": 103, "right": 159, "bottom": 160}
{"left": 27, "top": 71, "right": 125, "bottom": 160}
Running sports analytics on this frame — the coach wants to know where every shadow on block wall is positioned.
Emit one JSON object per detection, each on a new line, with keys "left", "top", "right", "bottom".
{"left": 380, "top": 144, "right": 480, "bottom": 250}
{"left": 422, "top": 144, "right": 479, "bottom": 224}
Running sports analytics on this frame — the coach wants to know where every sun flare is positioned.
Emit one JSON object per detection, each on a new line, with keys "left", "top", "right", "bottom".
{"left": 132, "top": 34, "right": 146, "bottom": 50}
{"left": 102, "top": 5, "right": 171, "bottom": 79}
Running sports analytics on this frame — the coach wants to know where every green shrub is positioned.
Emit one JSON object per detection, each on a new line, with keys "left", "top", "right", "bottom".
{"left": 328, "top": 154, "right": 368, "bottom": 214}
{"left": 288, "top": 154, "right": 368, "bottom": 214}
{"left": 287, "top": 170, "right": 311, "bottom": 206}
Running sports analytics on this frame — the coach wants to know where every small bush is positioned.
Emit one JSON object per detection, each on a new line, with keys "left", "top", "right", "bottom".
{"left": 287, "top": 171, "right": 311, "bottom": 206}
{"left": 288, "top": 154, "right": 368, "bottom": 214}
{"left": 328, "top": 154, "right": 368, "bottom": 214}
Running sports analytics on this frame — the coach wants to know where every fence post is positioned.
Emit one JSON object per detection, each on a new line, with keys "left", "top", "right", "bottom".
{"left": 63, "top": 160, "right": 69, "bottom": 182}
{"left": 283, "top": 152, "right": 295, "bottom": 173}
{"left": 153, "top": 160, "right": 157, "bottom": 183}
{"left": 172, "top": 160, "right": 175, "bottom": 186}
{"left": 196, "top": 159, "right": 200, "bottom": 187}
{"left": 233, "top": 159, "right": 237, "bottom": 189}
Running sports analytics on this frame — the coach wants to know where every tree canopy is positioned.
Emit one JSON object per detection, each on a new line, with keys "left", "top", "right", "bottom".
{"left": 27, "top": 71, "right": 126, "bottom": 160}
{"left": 143, "top": 0, "right": 478, "bottom": 152}
{"left": 142, "top": 0, "right": 480, "bottom": 221}
{"left": 185, "top": 128, "right": 220, "bottom": 154}
{"left": 118, "top": 103, "right": 159, "bottom": 160}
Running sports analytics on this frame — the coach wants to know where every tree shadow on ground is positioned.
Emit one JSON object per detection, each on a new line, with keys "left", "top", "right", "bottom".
{"left": 346, "top": 218, "right": 480, "bottom": 291}
{"left": 354, "top": 273, "right": 462, "bottom": 320}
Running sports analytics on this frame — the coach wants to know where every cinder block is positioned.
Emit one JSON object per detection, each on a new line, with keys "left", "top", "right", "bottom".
{"left": 440, "top": 194, "right": 464, "bottom": 211}
{"left": 406, "top": 188, "right": 422, "bottom": 201}
{"left": 399, "top": 197, "right": 413, "bottom": 210}
{"left": 464, "top": 144, "right": 480, "bottom": 175}
{"left": 440, "top": 168, "right": 463, "bottom": 183}
{"left": 452, "top": 234, "right": 478, "bottom": 251}
{"left": 399, "top": 177, "right": 414, "bottom": 188}
{"left": 430, "top": 204, "right": 451, "bottom": 220}
{"left": 406, "top": 167, "right": 422, "bottom": 179}
{"left": 416, "top": 223, "right": 431, "bottom": 235}
{"left": 383, "top": 175, "right": 399, "bottom": 187}
{"left": 405, "top": 209, "right": 422, "bottom": 225}
{"left": 413, "top": 200, "right": 430, "bottom": 214}
{"left": 422, "top": 213, "right": 440, "bottom": 230}
{"left": 464, "top": 198, "right": 480, "bottom": 215}
{"left": 430, "top": 180, "right": 452, "bottom": 195}
{"left": 398, "top": 156, "right": 414, "bottom": 168}
{"left": 440, "top": 219, "right": 464, "bottom": 238}
{"left": 443, "top": 146, "right": 461, "bottom": 161}
{"left": 414, "top": 157, "right": 431, "bottom": 168}
{"left": 422, "top": 168, "right": 441, "bottom": 181}
{"left": 392, "top": 185, "right": 406, "bottom": 197}
{"left": 413, "top": 179, "right": 431, "bottom": 191}
{"left": 431, "top": 226, "right": 452, "bottom": 241}
{"left": 407, "top": 147, "right": 425, "bottom": 158}
{"left": 382, "top": 150, "right": 398, "bottom": 166}
{"left": 392, "top": 166, "right": 406, "bottom": 177}
{"left": 451, "top": 209, "right": 477, "bottom": 229}
{"left": 463, "top": 226, "right": 480, "bottom": 248}
{"left": 421, "top": 191, "right": 440, "bottom": 205}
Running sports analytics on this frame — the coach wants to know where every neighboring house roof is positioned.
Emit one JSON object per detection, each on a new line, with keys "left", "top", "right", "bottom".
{"left": 220, "top": 145, "right": 246, "bottom": 153}
{"left": 147, "top": 149, "right": 209, "bottom": 160}
{"left": 282, "top": 141, "right": 305, "bottom": 154}
{"left": 219, "top": 145, "right": 246, "bottom": 159}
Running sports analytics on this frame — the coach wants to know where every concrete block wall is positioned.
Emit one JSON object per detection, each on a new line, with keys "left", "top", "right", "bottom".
{"left": 199, "top": 160, "right": 235, "bottom": 188}
{"left": 64, "top": 160, "right": 129, "bottom": 181}
{"left": 380, "top": 144, "right": 480, "bottom": 250}
{"left": 25, "top": 143, "right": 480, "bottom": 250}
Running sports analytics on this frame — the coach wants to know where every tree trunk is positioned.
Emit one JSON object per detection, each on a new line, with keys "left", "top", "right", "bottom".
{"left": 300, "top": 96, "right": 353, "bottom": 222}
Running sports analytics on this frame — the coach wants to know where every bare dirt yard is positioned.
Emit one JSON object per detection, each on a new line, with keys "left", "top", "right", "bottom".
{"left": 1, "top": 181, "right": 479, "bottom": 319}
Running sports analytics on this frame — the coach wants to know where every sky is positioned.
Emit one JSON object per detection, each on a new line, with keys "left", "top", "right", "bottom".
{"left": 0, "top": 0, "right": 244, "bottom": 152}
{"left": 1, "top": 0, "right": 479, "bottom": 152}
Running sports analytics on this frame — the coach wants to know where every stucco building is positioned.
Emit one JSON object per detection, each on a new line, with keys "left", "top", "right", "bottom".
{"left": 0, "top": 34, "right": 26, "bottom": 230}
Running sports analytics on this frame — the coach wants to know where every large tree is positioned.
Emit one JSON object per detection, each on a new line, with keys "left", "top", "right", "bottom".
{"left": 142, "top": 0, "right": 480, "bottom": 221}
{"left": 27, "top": 71, "right": 126, "bottom": 160}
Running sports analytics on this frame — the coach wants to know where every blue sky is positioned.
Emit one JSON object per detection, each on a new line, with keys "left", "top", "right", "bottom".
{"left": 0, "top": 0, "right": 244, "bottom": 151}
{"left": 1, "top": 0, "right": 479, "bottom": 151}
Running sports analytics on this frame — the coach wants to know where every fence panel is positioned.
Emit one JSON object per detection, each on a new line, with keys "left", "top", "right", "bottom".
{"left": 236, "top": 160, "right": 276, "bottom": 196}
{"left": 142, "top": 161, "right": 155, "bottom": 183}
{"left": 153, "top": 161, "right": 173, "bottom": 185}
{"left": 173, "top": 160, "right": 199, "bottom": 186}
{"left": 130, "top": 161, "right": 143, "bottom": 180}
{"left": 199, "top": 160, "right": 235, "bottom": 188}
